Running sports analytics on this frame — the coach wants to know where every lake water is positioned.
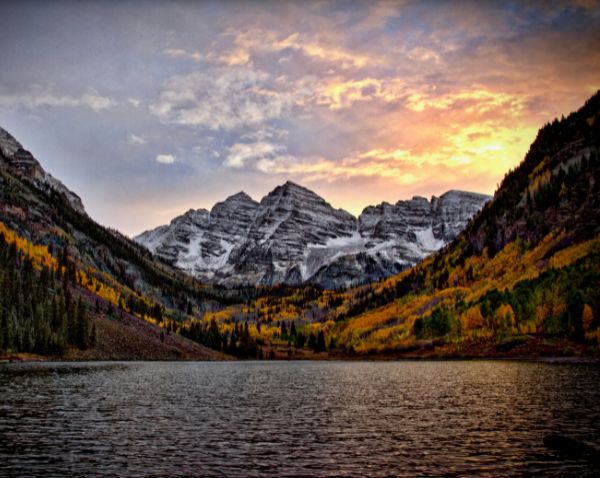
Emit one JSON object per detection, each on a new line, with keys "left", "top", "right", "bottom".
{"left": 1, "top": 360, "right": 599, "bottom": 477}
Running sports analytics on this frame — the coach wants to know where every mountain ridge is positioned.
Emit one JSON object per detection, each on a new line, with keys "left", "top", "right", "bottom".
{"left": 135, "top": 182, "right": 490, "bottom": 288}
{"left": 0, "top": 124, "right": 232, "bottom": 360}
{"left": 180, "top": 90, "right": 600, "bottom": 359}
{"left": 0, "top": 127, "right": 86, "bottom": 214}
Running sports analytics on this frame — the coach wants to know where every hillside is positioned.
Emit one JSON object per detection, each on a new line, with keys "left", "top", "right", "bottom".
{"left": 1, "top": 91, "right": 599, "bottom": 361}
{"left": 180, "top": 91, "right": 600, "bottom": 359}
{"left": 0, "top": 127, "right": 229, "bottom": 360}
{"left": 334, "top": 90, "right": 600, "bottom": 355}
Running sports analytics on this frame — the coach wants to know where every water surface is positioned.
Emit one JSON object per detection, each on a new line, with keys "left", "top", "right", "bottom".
{"left": 1, "top": 360, "right": 599, "bottom": 477}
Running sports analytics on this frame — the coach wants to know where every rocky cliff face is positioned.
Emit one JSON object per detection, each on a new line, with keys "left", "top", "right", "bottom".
{"left": 0, "top": 127, "right": 86, "bottom": 214}
{"left": 136, "top": 192, "right": 260, "bottom": 278}
{"left": 135, "top": 182, "right": 490, "bottom": 288}
{"left": 231, "top": 182, "right": 357, "bottom": 284}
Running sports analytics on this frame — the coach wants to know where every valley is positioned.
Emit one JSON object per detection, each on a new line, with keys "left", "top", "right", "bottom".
{"left": 1, "top": 91, "right": 599, "bottom": 361}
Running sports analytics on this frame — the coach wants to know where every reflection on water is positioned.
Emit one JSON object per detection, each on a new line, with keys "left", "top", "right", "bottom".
{"left": 1, "top": 360, "right": 599, "bottom": 477}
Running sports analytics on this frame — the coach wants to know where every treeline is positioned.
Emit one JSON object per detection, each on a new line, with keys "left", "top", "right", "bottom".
{"left": 413, "top": 250, "right": 600, "bottom": 343}
{"left": 181, "top": 318, "right": 329, "bottom": 358}
{"left": 0, "top": 233, "right": 94, "bottom": 356}
{"left": 276, "top": 320, "right": 328, "bottom": 353}
{"left": 181, "top": 319, "right": 261, "bottom": 359}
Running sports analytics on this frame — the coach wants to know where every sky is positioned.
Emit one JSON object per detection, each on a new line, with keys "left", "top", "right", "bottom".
{"left": 0, "top": 0, "right": 599, "bottom": 236}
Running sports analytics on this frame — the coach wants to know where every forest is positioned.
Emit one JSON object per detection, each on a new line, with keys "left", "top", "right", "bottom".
{"left": 0, "top": 230, "right": 93, "bottom": 355}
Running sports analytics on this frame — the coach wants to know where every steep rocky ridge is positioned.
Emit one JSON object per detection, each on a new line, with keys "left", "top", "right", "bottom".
{"left": 0, "top": 127, "right": 85, "bottom": 214}
{"left": 136, "top": 181, "right": 490, "bottom": 288}
{"left": 0, "top": 125, "right": 240, "bottom": 312}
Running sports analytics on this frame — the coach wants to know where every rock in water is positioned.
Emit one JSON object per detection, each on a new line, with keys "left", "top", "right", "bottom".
{"left": 544, "top": 433, "right": 600, "bottom": 462}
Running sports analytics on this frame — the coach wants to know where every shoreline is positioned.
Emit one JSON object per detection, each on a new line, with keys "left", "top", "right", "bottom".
{"left": 2, "top": 352, "right": 600, "bottom": 364}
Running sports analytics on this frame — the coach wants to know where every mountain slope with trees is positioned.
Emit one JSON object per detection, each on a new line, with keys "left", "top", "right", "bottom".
{"left": 1, "top": 91, "right": 599, "bottom": 360}
{"left": 0, "top": 127, "right": 231, "bottom": 360}
{"left": 326, "top": 90, "right": 600, "bottom": 355}
{"left": 181, "top": 91, "right": 600, "bottom": 359}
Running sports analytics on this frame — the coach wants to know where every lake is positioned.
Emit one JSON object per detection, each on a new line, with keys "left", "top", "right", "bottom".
{"left": 1, "top": 360, "right": 599, "bottom": 477}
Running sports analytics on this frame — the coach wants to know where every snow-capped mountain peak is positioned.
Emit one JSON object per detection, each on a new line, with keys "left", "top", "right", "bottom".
{"left": 135, "top": 183, "right": 490, "bottom": 288}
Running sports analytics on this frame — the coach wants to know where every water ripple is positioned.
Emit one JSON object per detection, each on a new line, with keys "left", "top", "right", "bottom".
{"left": 1, "top": 361, "right": 599, "bottom": 477}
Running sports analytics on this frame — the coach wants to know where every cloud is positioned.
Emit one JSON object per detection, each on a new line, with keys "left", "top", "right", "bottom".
{"left": 224, "top": 138, "right": 318, "bottom": 174}
{"left": 1, "top": 0, "right": 599, "bottom": 235}
{"left": 159, "top": 28, "right": 377, "bottom": 74}
{"left": 316, "top": 77, "right": 406, "bottom": 109}
{"left": 127, "top": 98, "right": 141, "bottom": 108}
{"left": 407, "top": 46, "right": 441, "bottom": 63}
{"left": 150, "top": 67, "right": 293, "bottom": 130}
{"left": 127, "top": 133, "right": 146, "bottom": 145}
{"left": 404, "top": 87, "right": 527, "bottom": 117}
{"left": 240, "top": 127, "right": 289, "bottom": 142}
{"left": 155, "top": 154, "right": 175, "bottom": 164}
{"left": 270, "top": 32, "right": 373, "bottom": 69}
{"left": 162, "top": 46, "right": 247, "bottom": 65}
{"left": 234, "top": 116, "right": 536, "bottom": 193}
{"left": 224, "top": 141, "right": 281, "bottom": 168}
{"left": 163, "top": 48, "right": 189, "bottom": 58}
{"left": 228, "top": 29, "right": 376, "bottom": 70}
{"left": 0, "top": 87, "right": 115, "bottom": 112}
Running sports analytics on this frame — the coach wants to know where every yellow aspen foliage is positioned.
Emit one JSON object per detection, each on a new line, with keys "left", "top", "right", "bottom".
{"left": 549, "top": 237, "right": 597, "bottom": 269}
{"left": 582, "top": 304, "right": 594, "bottom": 333}
{"left": 494, "top": 303, "right": 516, "bottom": 335}
{"left": 518, "top": 321, "right": 537, "bottom": 334}
{"left": 460, "top": 306, "right": 485, "bottom": 331}
{"left": 0, "top": 221, "right": 59, "bottom": 271}
{"left": 530, "top": 156, "right": 551, "bottom": 178}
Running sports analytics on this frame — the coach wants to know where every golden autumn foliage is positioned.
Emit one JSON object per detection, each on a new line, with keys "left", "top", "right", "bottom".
{"left": 6, "top": 209, "right": 598, "bottom": 357}
{"left": 460, "top": 306, "right": 485, "bottom": 331}
{"left": 493, "top": 304, "right": 517, "bottom": 336}
{"left": 0, "top": 222, "right": 59, "bottom": 271}
{"left": 337, "top": 231, "right": 600, "bottom": 353}
{"left": 583, "top": 304, "right": 594, "bottom": 333}
{"left": 0, "top": 220, "right": 167, "bottom": 330}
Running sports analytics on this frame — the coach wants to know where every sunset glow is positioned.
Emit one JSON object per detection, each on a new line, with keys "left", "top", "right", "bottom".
{"left": 0, "top": 1, "right": 598, "bottom": 234}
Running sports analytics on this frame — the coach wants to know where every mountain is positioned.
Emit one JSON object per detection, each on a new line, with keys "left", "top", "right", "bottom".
{"left": 0, "top": 125, "right": 227, "bottom": 360}
{"left": 135, "top": 181, "right": 490, "bottom": 288}
{"left": 0, "top": 127, "right": 85, "bottom": 214}
{"left": 174, "top": 91, "right": 600, "bottom": 359}
{"left": 325, "top": 90, "right": 600, "bottom": 356}
{"left": 3, "top": 90, "right": 598, "bottom": 362}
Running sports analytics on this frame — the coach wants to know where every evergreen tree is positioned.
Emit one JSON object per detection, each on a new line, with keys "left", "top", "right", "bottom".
{"left": 316, "top": 330, "right": 326, "bottom": 353}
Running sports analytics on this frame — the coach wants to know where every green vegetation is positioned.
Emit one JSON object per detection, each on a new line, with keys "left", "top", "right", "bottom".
{"left": 0, "top": 232, "right": 93, "bottom": 356}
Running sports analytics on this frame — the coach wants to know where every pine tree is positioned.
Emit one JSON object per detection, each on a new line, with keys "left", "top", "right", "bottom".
{"left": 316, "top": 330, "right": 326, "bottom": 353}
{"left": 75, "top": 297, "right": 89, "bottom": 349}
